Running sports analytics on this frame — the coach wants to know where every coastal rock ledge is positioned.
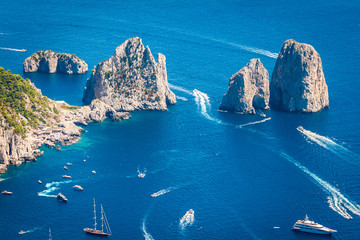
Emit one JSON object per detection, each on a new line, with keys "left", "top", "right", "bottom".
{"left": 219, "top": 58, "right": 269, "bottom": 114}
{"left": 270, "top": 39, "right": 329, "bottom": 112}
{"left": 23, "top": 50, "right": 88, "bottom": 74}
{"left": 82, "top": 37, "right": 176, "bottom": 111}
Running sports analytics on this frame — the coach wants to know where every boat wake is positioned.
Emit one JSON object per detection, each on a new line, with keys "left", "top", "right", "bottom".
{"left": 151, "top": 187, "right": 174, "bottom": 198}
{"left": 179, "top": 209, "right": 195, "bottom": 230}
{"left": 297, "top": 126, "right": 359, "bottom": 164}
{"left": 176, "top": 96, "right": 188, "bottom": 101}
{"left": 141, "top": 219, "right": 155, "bottom": 240}
{"left": 193, "top": 89, "right": 223, "bottom": 124}
{"left": 169, "top": 83, "right": 194, "bottom": 96}
{"left": 19, "top": 227, "right": 41, "bottom": 234}
{"left": 280, "top": 152, "right": 360, "bottom": 219}
{"left": 236, "top": 117, "right": 271, "bottom": 128}
{"left": 38, "top": 180, "right": 72, "bottom": 198}
{"left": 0, "top": 47, "right": 27, "bottom": 52}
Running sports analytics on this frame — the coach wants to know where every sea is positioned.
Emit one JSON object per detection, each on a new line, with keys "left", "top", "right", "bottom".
{"left": 0, "top": 0, "right": 360, "bottom": 239}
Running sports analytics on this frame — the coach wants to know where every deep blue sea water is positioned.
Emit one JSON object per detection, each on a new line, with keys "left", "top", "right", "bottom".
{"left": 1, "top": 1, "right": 360, "bottom": 239}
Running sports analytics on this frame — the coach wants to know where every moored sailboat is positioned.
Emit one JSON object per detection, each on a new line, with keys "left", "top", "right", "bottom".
{"left": 83, "top": 199, "right": 112, "bottom": 236}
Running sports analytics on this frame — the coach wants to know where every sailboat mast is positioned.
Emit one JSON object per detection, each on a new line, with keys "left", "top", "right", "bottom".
{"left": 93, "top": 198, "right": 97, "bottom": 230}
{"left": 101, "top": 204, "right": 104, "bottom": 233}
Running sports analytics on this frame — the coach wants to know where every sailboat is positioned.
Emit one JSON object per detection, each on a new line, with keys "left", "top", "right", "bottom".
{"left": 83, "top": 199, "right": 112, "bottom": 236}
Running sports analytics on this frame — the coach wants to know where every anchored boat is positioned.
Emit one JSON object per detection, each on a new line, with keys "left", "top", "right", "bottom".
{"left": 57, "top": 193, "right": 68, "bottom": 202}
{"left": 83, "top": 199, "right": 112, "bottom": 236}
{"left": 292, "top": 215, "right": 337, "bottom": 235}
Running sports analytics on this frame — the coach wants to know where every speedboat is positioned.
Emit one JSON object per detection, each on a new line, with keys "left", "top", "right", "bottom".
{"left": 38, "top": 180, "right": 42, "bottom": 184}
{"left": 292, "top": 215, "right": 337, "bottom": 235}
{"left": 19, "top": 230, "right": 25, "bottom": 234}
{"left": 151, "top": 193, "right": 159, "bottom": 197}
{"left": 73, "top": 185, "right": 84, "bottom": 191}
{"left": 138, "top": 173, "right": 145, "bottom": 178}
{"left": 92, "top": 170, "right": 96, "bottom": 174}
{"left": 64, "top": 166, "right": 68, "bottom": 170}
{"left": 57, "top": 193, "right": 68, "bottom": 202}
{"left": 62, "top": 175, "right": 71, "bottom": 179}
{"left": 2, "top": 190, "right": 12, "bottom": 195}
{"left": 297, "top": 126, "right": 304, "bottom": 131}
{"left": 66, "top": 162, "right": 72, "bottom": 166}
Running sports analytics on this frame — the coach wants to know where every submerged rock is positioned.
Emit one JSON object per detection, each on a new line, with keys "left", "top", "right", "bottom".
{"left": 82, "top": 37, "right": 176, "bottom": 111}
{"left": 270, "top": 39, "right": 329, "bottom": 112}
{"left": 219, "top": 58, "right": 269, "bottom": 114}
{"left": 23, "top": 50, "right": 88, "bottom": 74}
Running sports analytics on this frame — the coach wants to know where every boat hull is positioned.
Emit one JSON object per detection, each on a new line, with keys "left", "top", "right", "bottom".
{"left": 83, "top": 228, "right": 110, "bottom": 236}
{"left": 292, "top": 227, "right": 334, "bottom": 235}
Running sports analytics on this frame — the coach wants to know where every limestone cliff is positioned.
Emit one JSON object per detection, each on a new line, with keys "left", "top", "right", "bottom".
{"left": 270, "top": 39, "right": 329, "bottom": 112}
{"left": 0, "top": 68, "right": 129, "bottom": 173}
{"left": 23, "top": 50, "right": 88, "bottom": 74}
{"left": 82, "top": 37, "right": 176, "bottom": 111}
{"left": 219, "top": 58, "right": 269, "bottom": 114}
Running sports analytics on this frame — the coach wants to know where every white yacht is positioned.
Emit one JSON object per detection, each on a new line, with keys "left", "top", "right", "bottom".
{"left": 292, "top": 215, "right": 337, "bottom": 235}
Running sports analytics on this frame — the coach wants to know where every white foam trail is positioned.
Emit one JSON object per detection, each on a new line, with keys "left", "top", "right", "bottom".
{"left": 38, "top": 180, "right": 72, "bottom": 198}
{"left": 169, "top": 83, "right": 194, "bottom": 96}
{"left": 297, "top": 126, "right": 359, "bottom": 164}
{"left": 193, "top": 89, "right": 223, "bottom": 124}
{"left": 179, "top": 210, "right": 195, "bottom": 230}
{"left": 151, "top": 187, "right": 174, "bottom": 197}
{"left": 0, "top": 47, "right": 27, "bottom": 52}
{"left": 19, "top": 227, "right": 41, "bottom": 234}
{"left": 176, "top": 96, "right": 188, "bottom": 101}
{"left": 236, "top": 117, "right": 271, "bottom": 128}
{"left": 141, "top": 220, "right": 155, "bottom": 240}
{"left": 280, "top": 152, "right": 360, "bottom": 219}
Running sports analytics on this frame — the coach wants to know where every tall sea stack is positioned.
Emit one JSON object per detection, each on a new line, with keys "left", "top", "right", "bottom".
{"left": 82, "top": 37, "right": 176, "bottom": 111}
{"left": 270, "top": 39, "right": 329, "bottom": 112}
{"left": 219, "top": 58, "right": 269, "bottom": 114}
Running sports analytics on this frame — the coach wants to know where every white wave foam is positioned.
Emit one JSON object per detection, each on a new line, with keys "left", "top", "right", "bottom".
{"left": 151, "top": 187, "right": 174, "bottom": 197}
{"left": 236, "top": 117, "right": 271, "bottom": 128}
{"left": 169, "top": 83, "right": 194, "bottom": 96}
{"left": 38, "top": 180, "right": 72, "bottom": 198}
{"left": 0, "top": 47, "right": 27, "bottom": 52}
{"left": 280, "top": 152, "right": 360, "bottom": 219}
{"left": 141, "top": 216, "right": 155, "bottom": 240}
{"left": 297, "top": 126, "right": 359, "bottom": 164}
{"left": 193, "top": 89, "right": 223, "bottom": 124}
{"left": 176, "top": 96, "right": 188, "bottom": 101}
{"left": 179, "top": 209, "right": 195, "bottom": 230}
{"left": 19, "top": 227, "right": 41, "bottom": 234}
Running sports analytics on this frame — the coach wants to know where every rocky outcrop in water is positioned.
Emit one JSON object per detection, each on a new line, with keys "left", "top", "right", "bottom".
{"left": 270, "top": 39, "right": 329, "bottom": 112}
{"left": 0, "top": 68, "right": 129, "bottom": 173}
{"left": 219, "top": 58, "right": 269, "bottom": 114}
{"left": 82, "top": 37, "right": 176, "bottom": 111}
{"left": 23, "top": 50, "right": 88, "bottom": 74}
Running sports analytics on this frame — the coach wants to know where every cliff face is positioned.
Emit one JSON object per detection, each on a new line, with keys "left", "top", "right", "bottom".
{"left": 0, "top": 68, "right": 129, "bottom": 173}
{"left": 219, "top": 58, "right": 269, "bottom": 114}
{"left": 270, "top": 39, "right": 329, "bottom": 112}
{"left": 23, "top": 50, "right": 88, "bottom": 74}
{"left": 82, "top": 37, "right": 176, "bottom": 111}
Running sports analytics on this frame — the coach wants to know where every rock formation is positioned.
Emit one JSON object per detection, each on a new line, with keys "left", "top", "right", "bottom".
{"left": 23, "top": 50, "right": 88, "bottom": 74}
{"left": 219, "top": 58, "right": 269, "bottom": 114}
{"left": 0, "top": 67, "right": 129, "bottom": 173}
{"left": 82, "top": 37, "right": 176, "bottom": 111}
{"left": 270, "top": 39, "right": 329, "bottom": 112}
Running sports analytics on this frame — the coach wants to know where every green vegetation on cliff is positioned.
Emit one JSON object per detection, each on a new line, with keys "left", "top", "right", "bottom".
{"left": 0, "top": 67, "right": 54, "bottom": 136}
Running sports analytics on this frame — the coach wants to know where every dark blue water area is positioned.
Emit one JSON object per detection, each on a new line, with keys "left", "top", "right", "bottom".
{"left": 1, "top": 0, "right": 360, "bottom": 239}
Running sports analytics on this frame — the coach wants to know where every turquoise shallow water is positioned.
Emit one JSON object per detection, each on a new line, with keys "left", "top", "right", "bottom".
{"left": 0, "top": 0, "right": 360, "bottom": 239}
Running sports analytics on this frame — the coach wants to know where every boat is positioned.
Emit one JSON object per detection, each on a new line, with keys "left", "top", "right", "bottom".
{"left": 64, "top": 166, "right": 68, "bottom": 170}
{"left": 18, "top": 230, "right": 25, "bottom": 234}
{"left": 92, "top": 170, "right": 96, "bottom": 174}
{"left": 83, "top": 199, "right": 112, "bottom": 236}
{"left": 73, "top": 185, "right": 83, "bottom": 191}
{"left": 66, "top": 162, "right": 72, "bottom": 166}
{"left": 151, "top": 193, "right": 159, "bottom": 197}
{"left": 62, "top": 175, "right": 71, "bottom": 179}
{"left": 138, "top": 173, "right": 145, "bottom": 178}
{"left": 2, "top": 190, "right": 12, "bottom": 195}
{"left": 292, "top": 215, "right": 337, "bottom": 235}
{"left": 297, "top": 126, "right": 304, "bottom": 131}
{"left": 57, "top": 193, "right": 68, "bottom": 202}
{"left": 38, "top": 180, "right": 42, "bottom": 184}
